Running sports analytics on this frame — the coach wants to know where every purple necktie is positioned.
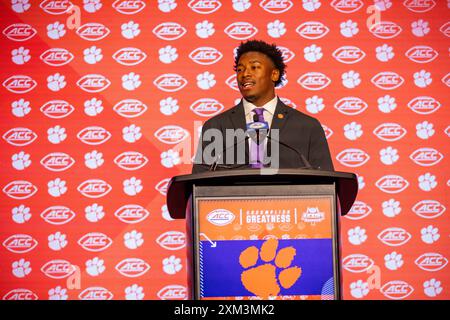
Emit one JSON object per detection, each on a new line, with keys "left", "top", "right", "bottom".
{"left": 250, "top": 108, "right": 265, "bottom": 168}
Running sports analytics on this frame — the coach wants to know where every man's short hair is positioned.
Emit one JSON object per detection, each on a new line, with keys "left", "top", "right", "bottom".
{"left": 233, "top": 39, "right": 286, "bottom": 87}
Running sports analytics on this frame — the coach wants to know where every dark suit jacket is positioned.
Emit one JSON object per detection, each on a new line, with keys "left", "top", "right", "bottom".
{"left": 192, "top": 98, "right": 334, "bottom": 173}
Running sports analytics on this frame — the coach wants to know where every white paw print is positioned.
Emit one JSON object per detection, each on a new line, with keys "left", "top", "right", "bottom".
{"left": 384, "top": 252, "right": 403, "bottom": 270}
{"left": 414, "top": 70, "right": 432, "bottom": 88}
{"left": 48, "top": 178, "right": 67, "bottom": 197}
{"left": 376, "top": 44, "right": 394, "bottom": 62}
{"left": 344, "top": 122, "right": 363, "bottom": 140}
{"left": 158, "top": 0, "right": 177, "bottom": 12}
{"left": 160, "top": 97, "right": 179, "bottom": 116}
{"left": 163, "top": 255, "right": 182, "bottom": 275}
{"left": 83, "top": 46, "right": 103, "bottom": 64}
{"left": 303, "top": 0, "right": 321, "bottom": 12}
{"left": 124, "top": 230, "right": 144, "bottom": 249}
{"left": 267, "top": 20, "right": 286, "bottom": 38}
{"left": 12, "top": 205, "right": 31, "bottom": 224}
{"left": 342, "top": 70, "right": 361, "bottom": 88}
{"left": 416, "top": 121, "right": 435, "bottom": 139}
{"left": 357, "top": 176, "right": 365, "bottom": 190}
{"left": 350, "top": 280, "right": 369, "bottom": 299}
{"left": 47, "top": 22, "right": 66, "bottom": 40}
{"left": 161, "top": 204, "right": 174, "bottom": 221}
{"left": 86, "top": 257, "right": 105, "bottom": 276}
{"left": 159, "top": 45, "right": 178, "bottom": 64}
{"left": 11, "top": 47, "right": 31, "bottom": 65}
{"left": 412, "top": 19, "right": 430, "bottom": 37}
{"left": 85, "top": 203, "right": 105, "bottom": 222}
{"left": 122, "top": 72, "right": 141, "bottom": 91}
{"left": 197, "top": 71, "right": 216, "bottom": 90}
{"left": 161, "top": 149, "right": 181, "bottom": 168}
{"left": 380, "top": 146, "right": 399, "bottom": 165}
{"left": 48, "top": 231, "right": 68, "bottom": 251}
{"left": 121, "top": 21, "right": 141, "bottom": 39}
{"left": 49, "top": 286, "right": 68, "bottom": 300}
{"left": 374, "top": 0, "right": 392, "bottom": 11}
{"left": 83, "top": 0, "right": 102, "bottom": 13}
{"left": 125, "top": 284, "right": 144, "bottom": 300}
{"left": 84, "top": 98, "right": 103, "bottom": 116}
{"left": 122, "top": 124, "right": 142, "bottom": 143}
{"left": 11, "top": 99, "right": 31, "bottom": 117}
{"left": 424, "top": 279, "right": 443, "bottom": 298}
{"left": 12, "top": 259, "right": 32, "bottom": 278}
{"left": 47, "top": 73, "right": 66, "bottom": 91}
{"left": 123, "top": 177, "right": 143, "bottom": 196}
{"left": 304, "top": 44, "right": 322, "bottom": 63}
{"left": 418, "top": 173, "right": 437, "bottom": 192}
{"left": 377, "top": 95, "right": 396, "bottom": 113}
{"left": 340, "top": 20, "right": 359, "bottom": 38}
{"left": 84, "top": 150, "right": 104, "bottom": 169}
{"left": 11, "top": 0, "right": 31, "bottom": 13}
{"left": 382, "top": 199, "right": 401, "bottom": 218}
{"left": 12, "top": 151, "right": 31, "bottom": 170}
{"left": 305, "top": 95, "right": 324, "bottom": 114}
{"left": 232, "top": 0, "right": 251, "bottom": 12}
{"left": 196, "top": 20, "right": 215, "bottom": 39}
{"left": 47, "top": 125, "right": 67, "bottom": 144}
{"left": 421, "top": 225, "right": 440, "bottom": 244}
{"left": 348, "top": 226, "right": 367, "bottom": 245}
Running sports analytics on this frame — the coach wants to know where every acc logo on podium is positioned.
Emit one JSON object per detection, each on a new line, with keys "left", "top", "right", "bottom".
{"left": 207, "top": 209, "right": 235, "bottom": 226}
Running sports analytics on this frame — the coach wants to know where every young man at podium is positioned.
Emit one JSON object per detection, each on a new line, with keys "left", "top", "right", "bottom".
{"left": 192, "top": 39, "right": 333, "bottom": 173}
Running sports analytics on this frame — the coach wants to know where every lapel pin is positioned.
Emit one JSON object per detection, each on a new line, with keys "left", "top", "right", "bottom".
{"left": 277, "top": 113, "right": 284, "bottom": 119}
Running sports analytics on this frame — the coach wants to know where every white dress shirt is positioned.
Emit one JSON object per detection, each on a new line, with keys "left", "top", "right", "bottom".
{"left": 243, "top": 95, "right": 278, "bottom": 128}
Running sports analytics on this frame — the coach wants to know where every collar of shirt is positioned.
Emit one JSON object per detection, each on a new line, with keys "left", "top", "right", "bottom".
{"left": 243, "top": 96, "right": 278, "bottom": 126}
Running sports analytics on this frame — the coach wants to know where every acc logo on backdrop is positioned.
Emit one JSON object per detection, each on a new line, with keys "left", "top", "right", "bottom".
{"left": 154, "top": 74, "right": 187, "bottom": 92}
{"left": 297, "top": 72, "right": 331, "bottom": 91}
{"left": 78, "top": 232, "right": 113, "bottom": 252}
{"left": 77, "top": 179, "right": 112, "bottom": 198}
{"left": 346, "top": 201, "right": 372, "bottom": 220}
{"left": 113, "top": 99, "right": 148, "bottom": 118}
{"left": 156, "top": 231, "right": 186, "bottom": 250}
{"left": 3, "top": 128, "right": 37, "bottom": 146}
{"left": 40, "top": 206, "right": 76, "bottom": 225}
{"left": 157, "top": 285, "right": 187, "bottom": 300}
{"left": 206, "top": 209, "right": 235, "bottom": 226}
{"left": 380, "top": 281, "right": 414, "bottom": 300}
{"left": 3, "top": 23, "right": 37, "bottom": 41}
{"left": 77, "top": 74, "right": 111, "bottom": 92}
{"left": 410, "top": 148, "right": 443, "bottom": 166}
{"left": 154, "top": 125, "right": 190, "bottom": 144}
{"left": 77, "top": 126, "right": 111, "bottom": 145}
{"left": 41, "top": 152, "right": 75, "bottom": 172}
{"left": 153, "top": 22, "right": 187, "bottom": 40}
{"left": 415, "top": 253, "right": 448, "bottom": 272}
{"left": 115, "top": 258, "right": 151, "bottom": 278}
{"left": 440, "top": 22, "right": 450, "bottom": 38}
{"left": 188, "top": 0, "right": 222, "bottom": 14}
{"left": 331, "top": 0, "right": 363, "bottom": 13}
{"left": 190, "top": 98, "right": 224, "bottom": 117}
{"left": 79, "top": 287, "right": 114, "bottom": 300}
{"left": 403, "top": 0, "right": 436, "bottom": 13}
{"left": 155, "top": 178, "right": 170, "bottom": 196}
{"left": 296, "top": 22, "right": 329, "bottom": 39}
{"left": 189, "top": 47, "right": 223, "bottom": 65}
{"left": 3, "top": 181, "right": 38, "bottom": 199}
{"left": 377, "top": 227, "right": 412, "bottom": 246}
{"left": 40, "top": 48, "right": 74, "bottom": 66}
{"left": 336, "top": 149, "right": 370, "bottom": 167}
{"left": 41, "top": 260, "right": 75, "bottom": 279}
{"left": 412, "top": 200, "right": 446, "bottom": 219}
{"left": 277, "top": 46, "right": 295, "bottom": 63}
{"left": 114, "top": 205, "right": 150, "bottom": 224}
{"left": 40, "top": 100, "right": 75, "bottom": 119}
{"left": 322, "top": 124, "right": 333, "bottom": 139}
{"left": 224, "top": 22, "right": 258, "bottom": 40}
{"left": 3, "top": 289, "right": 38, "bottom": 301}
{"left": 334, "top": 97, "right": 368, "bottom": 115}
{"left": 76, "top": 23, "right": 110, "bottom": 41}
{"left": 369, "top": 21, "right": 402, "bottom": 39}
{"left": 332, "top": 46, "right": 366, "bottom": 64}
{"left": 3, "top": 75, "right": 37, "bottom": 93}
{"left": 225, "top": 75, "right": 239, "bottom": 91}
{"left": 376, "top": 175, "right": 409, "bottom": 194}
{"left": 39, "top": 0, "right": 72, "bottom": 14}
{"left": 373, "top": 123, "right": 407, "bottom": 142}
{"left": 112, "top": 0, "right": 146, "bottom": 14}
{"left": 371, "top": 72, "right": 404, "bottom": 90}
{"left": 408, "top": 96, "right": 440, "bottom": 115}
{"left": 342, "top": 254, "right": 375, "bottom": 273}
{"left": 405, "top": 46, "right": 438, "bottom": 64}
{"left": 114, "top": 151, "right": 148, "bottom": 170}
{"left": 113, "top": 47, "right": 147, "bottom": 66}
{"left": 2, "top": 234, "right": 38, "bottom": 253}
{"left": 260, "top": 0, "right": 293, "bottom": 13}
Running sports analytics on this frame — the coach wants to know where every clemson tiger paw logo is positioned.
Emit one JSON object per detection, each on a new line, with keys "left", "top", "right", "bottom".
{"left": 239, "top": 238, "right": 302, "bottom": 298}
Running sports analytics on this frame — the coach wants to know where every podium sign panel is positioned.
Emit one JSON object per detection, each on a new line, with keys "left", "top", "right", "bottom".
{"left": 192, "top": 185, "right": 340, "bottom": 300}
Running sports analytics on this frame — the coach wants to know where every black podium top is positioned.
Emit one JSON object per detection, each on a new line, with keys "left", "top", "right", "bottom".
{"left": 167, "top": 169, "right": 358, "bottom": 219}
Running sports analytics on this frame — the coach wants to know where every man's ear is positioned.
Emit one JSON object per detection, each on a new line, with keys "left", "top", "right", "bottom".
{"left": 271, "top": 69, "right": 280, "bottom": 82}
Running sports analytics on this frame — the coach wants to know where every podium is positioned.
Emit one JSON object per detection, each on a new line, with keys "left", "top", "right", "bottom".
{"left": 167, "top": 169, "right": 358, "bottom": 300}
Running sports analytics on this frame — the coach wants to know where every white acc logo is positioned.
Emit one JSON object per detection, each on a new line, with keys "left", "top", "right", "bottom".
{"left": 207, "top": 209, "right": 235, "bottom": 226}
{"left": 224, "top": 22, "right": 258, "bottom": 40}
{"left": 153, "top": 22, "right": 187, "bottom": 41}
{"left": 375, "top": 175, "right": 409, "bottom": 194}
{"left": 378, "top": 227, "right": 412, "bottom": 246}
{"left": 188, "top": 0, "right": 222, "bottom": 14}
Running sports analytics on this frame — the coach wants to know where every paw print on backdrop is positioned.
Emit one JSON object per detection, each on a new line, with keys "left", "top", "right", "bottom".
{"left": 350, "top": 280, "right": 370, "bottom": 299}
{"left": 384, "top": 252, "right": 403, "bottom": 271}
{"left": 379, "top": 147, "right": 399, "bottom": 165}
{"left": 344, "top": 122, "right": 363, "bottom": 141}
{"left": 267, "top": 20, "right": 286, "bottom": 38}
{"left": 47, "top": 73, "right": 66, "bottom": 92}
{"left": 357, "top": 176, "right": 365, "bottom": 190}
{"left": 49, "top": 286, "right": 68, "bottom": 300}
{"left": 11, "top": 99, "right": 31, "bottom": 117}
{"left": 376, "top": 44, "right": 394, "bottom": 62}
{"left": 161, "top": 150, "right": 180, "bottom": 168}
{"left": 85, "top": 203, "right": 105, "bottom": 223}
{"left": 85, "top": 150, "right": 104, "bottom": 169}
{"left": 48, "top": 231, "right": 68, "bottom": 251}
{"left": 342, "top": 71, "right": 361, "bottom": 89}
{"left": 303, "top": 0, "right": 321, "bottom": 12}
{"left": 122, "top": 72, "right": 141, "bottom": 91}
{"left": 162, "top": 255, "right": 182, "bottom": 275}
{"left": 12, "top": 151, "right": 31, "bottom": 170}
{"left": 11, "top": 0, "right": 31, "bottom": 13}
{"left": 305, "top": 96, "right": 324, "bottom": 114}
{"left": 161, "top": 204, "right": 174, "bottom": 221}
{"left": 12, "top": 259, "right": 32, "bottom": 278}
{"left": 233, "top": 0, "right": 251, "bottom": 12}
{"left": 84, "top": 98, "right": 103, "bottom": 117}
{"left": 83, "top": 0, "right": 102, "bottom": 13}
{"left": 348, "top": 226, "right": 367, "bottom": 245}
{"left": 121, "top": 21, "right": 140, "bottom": 39}
{"left": 412, "top": 19, "right": 430, "bottom": 37}
{"left": 83, "top": 46, "right": 103, "bottom": 64}
{"left": 122, "top": 124, "right": 142, "bottom": 143}
{"left": 418, "top": 173, "right": 437, "bottom": 192}
{"left": 11, "top": 47, "right": 31, "bottom": 65}
{"left": 378, "top": 95, "right": 396, "bottom": 113}
{"left": 124, "top": 230, "right": 144, "bottom": 249}
{"left": 125, "top": 284, "right": 144, "bottom": 300}
{"left": 416, "top": 121, "right": 435, "bottom": 139}
{"left": 374, "top": 0, "right": 392, "bottom": 11}
{"left": 239, "top": 238, "right": 302, "bottom": 298}
{"left": 86, "top": 257, "right": 105, "bottom": 276}
{"left": 160, "top": 97, "right": 179, "bottom": 116}
{"left": 382, "top": 199, "right": 401, "bottom": 218}
{"left": 158, "top": 0, "right": 177, "bottom": 13}
{"left": 304, "top": 44, "right": 322, "bottom": 63}
{"left": 414, "top": 70, "right": 432, "bottom": 88}
{"left": 159, "top": 45, "right": 178, "bottom": 64}
{"left": 47, "top": 22, "right": 66, "bottom": 40}
{"left": 196, "top": 20, "right": 215, "bottom": 39}
{"left": 340, "top": 20, "right": 359, "bottom": 38}
{"left": 48, "top": 125, "right": 67, "bottom": 144}
{"left": 421, "top": 225, "right": 440, "bottom": 244}
{"left": 123, "top": 177, "right": 143, "bottom": 196}
{"left": 197, "top": 72, "right": 216, "bottom": 90}
{"left": 12, "top": 205, "right": 31, "bottom": 224}
{"left": 424, "top": 279, "right": 443, "bottom": 298}
{"left": 48, "top": 178, "right": 67, "bottom": 197}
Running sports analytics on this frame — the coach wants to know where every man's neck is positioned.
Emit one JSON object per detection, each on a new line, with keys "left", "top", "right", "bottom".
{"left": 247, "top": 93, "right": 276, "bottom": 107}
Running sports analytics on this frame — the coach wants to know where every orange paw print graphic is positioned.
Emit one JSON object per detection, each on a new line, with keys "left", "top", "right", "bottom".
{"left": 239, "top": 238, "right": 302, "bottom": 298}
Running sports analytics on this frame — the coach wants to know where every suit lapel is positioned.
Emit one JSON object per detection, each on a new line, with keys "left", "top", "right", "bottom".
{"left": 229, "top": 101, "right": 247, "bottom": 132}
{"left": 270, "top": 98, "right": 290, "bottom": 134}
